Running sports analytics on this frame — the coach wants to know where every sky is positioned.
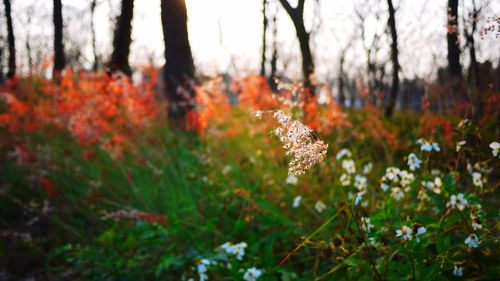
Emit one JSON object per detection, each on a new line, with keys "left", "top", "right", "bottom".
{"left": 6, "top": 0, "right": 500, "bottom": 81}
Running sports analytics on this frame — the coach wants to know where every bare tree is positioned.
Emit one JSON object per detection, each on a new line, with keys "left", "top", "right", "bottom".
{"left": 278, "top": 0, "right": 315, "bottom": 94}
{"left": 384, "top": 0, "right": 399, "bottom": 117}
{"left": 270, "top": 5, "right": 279, "bottom": 89}
{"left": 4, "top": 0, "right": 16, "bottom": 79}
{"left": 0, "top": 37, "right": 4, "bottom": 83}
{"left": 447, "top": 0, "right": 462, "bottom": 79}
{"left": 90, "top": 0, "right": 99, "bottom": 72}
{"left": 53, "top": 0, "right": 66, "bottom": 77}
{"left": 161, "top": 0, "right": 195, "bottom": 128}
{"left": 24, "top": 6, "right": 35, "bottom": 72}
{"left": 463, "top": 0, "right": 479, "bottom": 88}
{"left": 260, "top": 0, "right": 268, "bottom": 77}
{"left": 109, "top": 0, "right": 133, "bottom": 75}
{"left": 353, "top": 1, "right": 384, "bottom": 106}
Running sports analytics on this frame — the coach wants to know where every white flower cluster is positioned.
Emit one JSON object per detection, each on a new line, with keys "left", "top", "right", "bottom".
{"left": 446, "top": 193, "right": 468, "bottom": 211}
{"left": 273, "top": 110, "right": 328, "bottom": 176}
{"left": 193, "top": 242, "right": 263, "bottom": 281}
{"left": 342, "top": 159, "right": 356, "bottom": 174}
{"left": 421, "top": 177, "right": 442, "bottom": 194}
{"left": 395, "top": 225, "right": 426, "bottom": 241}
{"left": 380, "top": 167, "right": 415, "bottom": 201}
{"left": 220, "top": 242, "right": 248, "bottom": 260}
{"left": 352, "top": 174, "right": 368, "bottom": 206}
{"left": 336, "top": 149, "right": 370, "bottom": 206}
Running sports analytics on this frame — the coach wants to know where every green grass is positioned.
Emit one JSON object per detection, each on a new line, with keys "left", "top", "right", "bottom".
{"left": 1, "top": 109, "right": 499, "bottom": 280}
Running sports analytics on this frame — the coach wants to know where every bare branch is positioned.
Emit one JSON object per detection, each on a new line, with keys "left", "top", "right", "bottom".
{"left": 278, "top": 0, "right": 295, "bottom": 17}
{"left": 298, "top": 0, "right": 306, "bottom": 14}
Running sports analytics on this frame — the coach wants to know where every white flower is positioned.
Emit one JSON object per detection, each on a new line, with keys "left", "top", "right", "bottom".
{"left": 243, "top": 267, "right": 263, "bottom": 281}
{"left": 254, "top": 110, "right": 263, "bottom": 119}
{"left": 361, "top": 217, "right": 374, "bottom": 233}
{"left": 363, "top": 162, "right": 373, "bottom": 174}
{"left": 197, "top": 259, "right": 211, "bottom": 273}
{"left": 380, "top": 183, "right": 389, "bottom": 192}
{"left": 472, "top": 172, "right": 483, "bottom": 188}
{"left": 419, "top": 139, "right": 440, "bottom": 152}
{"left": 472, "top": 220, "right": 482, "bottom": 231}
{"left": 385, "top": 167, "right": 401, "bottom": 182}
{"left": 446, "top": 193, "right": 468, "bottom": 211}
{"left": 315, "top": 200, "right": 327, "bottom": 213}
{"left": 407, "top": 153, "right": 422, "bottom": 171}
{"left": 433, "top": 143, "right": 441, "bottom": 151}
{"left": 399, "top": 170, "right": 415, "bottom": 188}
{"left": 456, "top": 140, "right": 466, "bottom": 152}
{"left": 464, "top": 233, "right": 480, "bottom": 248}
{"left": 353, "top": 191, "right": 365, "bottom": 206}
{"left": 354, "top": 175, "right": 368, "bottom": 191}
{"left": 342, "top": 159, "right": 356, "bottom": 174}
{"left": 416, "top": 227, "right": 426, "bottom": 236}
{"left": 219, "top": 242, "right": 247, "bottom": 260}
{"left": 292, "top": 196, "right": 302, "bottom": 208}
{"left": 286, "top": 175, "right": 298, "bottom": 185}
{"left": 339, "top": 173, "right": 351, "bottom": 186}
{"left": 422, "top": 178, "right": 441, "bottom": 194}
{"left": 391, "top": 187, "right": 405, "bottom": 201}
{"left": 490, "top": 141, "right": 500, "bottom": 157}
{"left": 396, "top": 225, "right": 412, "bottom": 240}
{"left": 336, "top": 148, "right": 352, "bottom": 160}
{"left": 453, "top": 265, "right": 463, "bottom": 277}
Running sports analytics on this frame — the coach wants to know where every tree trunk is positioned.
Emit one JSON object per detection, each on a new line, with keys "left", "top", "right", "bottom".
{"left": 0, "top": 44, "right": 4, "bottom": 84}
{"left": 465, "top": 0, "right": 479, "bottom": 89}
{"left": 109, "top": 0, "right": 133, "bottom": 76}
{"left": 384, "top": 0, "right": 399, "bottom": 117}
{"left": 338, "top": 51, "right": 346, "bottom": 106}
{"left": 270, "top": 11, "right": 278, "bottom": 90}
{"left": 447, "top": 0, "right": 462, "bottom": 79}
{"left": 4, "top": 0, "right": 16, "bottom": 79}
{"left": 260, "top": 0, "right": 268, "bottom": 77}
{"left": 90, "top": 0, "right": 99, "bottom": 72}
{"left": 161, "top": 0, "right": 195, "bottom": 128}
{"left": 53, "top": 0, "right": 66, "bottom": 77}
{"left": 278, "top": 0, "right": 315, "bottom": 95}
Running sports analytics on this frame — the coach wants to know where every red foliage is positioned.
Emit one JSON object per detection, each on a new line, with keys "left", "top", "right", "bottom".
{"left": 39, "top": 177, "right": 59, "bottom": 198}
{"left": 419, "top": 112, "right": 455, "bottom": 145}
{"left": 0, "top": 69, "right": 160, "bottom": 156}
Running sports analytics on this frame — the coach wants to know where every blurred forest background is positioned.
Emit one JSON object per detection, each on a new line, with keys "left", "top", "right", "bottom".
{"left": 1, "top": 0, "right": 499, "bottom": 117}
